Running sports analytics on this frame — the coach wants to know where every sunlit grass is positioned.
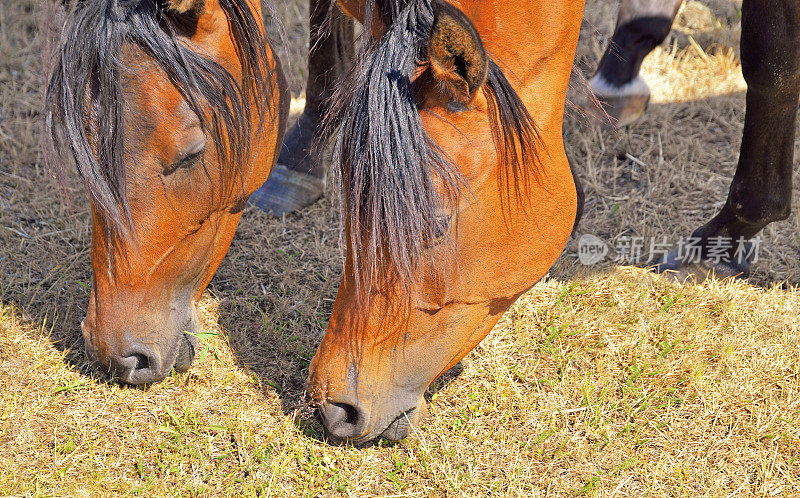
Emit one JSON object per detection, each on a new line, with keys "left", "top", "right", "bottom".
{"left": 2, "top": 268, "right": 799, "bottom": 495}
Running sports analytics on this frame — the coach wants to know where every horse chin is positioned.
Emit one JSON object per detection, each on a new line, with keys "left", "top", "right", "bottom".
{"left": 369, "top": 400, "right": 429, "bottom": 443}
{"left": 378, "top": 407, "right": 418, "bottom": 441}
{"left": 172, "top": 331, "right": 197, "bottom": 373}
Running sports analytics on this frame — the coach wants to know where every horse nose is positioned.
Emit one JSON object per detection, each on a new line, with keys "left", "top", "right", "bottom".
{"left": 105, "top": 330, "right": 196, "bottom": 385}
{"left": 107, "top": 345, "right": 164, "bottom": 385}
{"left": 318, "top": 399, "right": 369, "bottom": 440}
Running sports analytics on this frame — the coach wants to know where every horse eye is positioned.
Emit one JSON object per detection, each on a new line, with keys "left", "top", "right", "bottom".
{"left": 433, "top": 215, "right": 450, "bottom": 239}
{"left": 424, "top": 214, "right": 451, "bottom": 249}
{"left": 164, "top": 147, "right": 205, "bottom": 176}
{"left": 446, "top": 100, "right": 471, "bottom": 114}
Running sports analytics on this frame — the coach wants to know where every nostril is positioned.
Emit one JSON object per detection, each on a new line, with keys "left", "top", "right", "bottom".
{"left": 108, "top": 349, "right": 162, "bottom": 386}
{"left": 319, "top": 401, "right": 367, "bottom": 440}
{"left": 130, "top": 353, "right": 150, "bottom": 371}
{"left": 335, "top": 402, "right": 359, "bottom": 425}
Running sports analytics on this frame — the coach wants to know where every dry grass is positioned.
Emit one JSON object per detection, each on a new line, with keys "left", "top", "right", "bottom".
{"left": 1, "top": 0, "right": 799, "bottom": 495}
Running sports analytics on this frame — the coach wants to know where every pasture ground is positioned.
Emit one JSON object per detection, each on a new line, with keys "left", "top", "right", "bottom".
{"left": 1, "top": 0, "right": 799, "bottom": 495}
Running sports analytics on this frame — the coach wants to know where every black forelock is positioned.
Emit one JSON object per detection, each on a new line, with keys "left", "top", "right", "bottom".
{"left": 328, "top": 0, "right": 541, "bottom": 302}
{"left": 45, "top": 0, "right": 273, "bottom": 242}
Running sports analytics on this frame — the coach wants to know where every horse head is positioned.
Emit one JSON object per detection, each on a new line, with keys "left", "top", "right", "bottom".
{"left": 46, "top": 0, "right": 287, "bottom": 384}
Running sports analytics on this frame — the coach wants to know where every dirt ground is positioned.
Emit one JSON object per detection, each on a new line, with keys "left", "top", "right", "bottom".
{"left": 1, "top": 0, "right": 798, "bottom": 495}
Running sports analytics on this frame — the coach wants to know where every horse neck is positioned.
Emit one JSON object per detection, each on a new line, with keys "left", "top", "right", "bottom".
{"left": 458, "top": 0, "right": 585, "bottom": 139}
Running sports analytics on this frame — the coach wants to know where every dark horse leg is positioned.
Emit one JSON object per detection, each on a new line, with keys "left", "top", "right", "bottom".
{"left": 657, "top": 0, "right": 799, "bottom": 280}
{"left": 588, "top": 0, "right": 682, "bottom": 127}
{"left": 250, "top": 0, "right": 354, "bottom": 215}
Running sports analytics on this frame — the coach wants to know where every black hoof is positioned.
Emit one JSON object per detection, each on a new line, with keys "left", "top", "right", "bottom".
{"left": 249, "top": 164, "right": 325, "bottom": 216}
{"left": 654, "top": 245, "right": 752, "bottom": 283}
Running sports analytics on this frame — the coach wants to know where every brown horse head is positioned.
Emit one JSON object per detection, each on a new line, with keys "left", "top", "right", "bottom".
{"left": 46, "top": 0, "right": 287, "bottom": 385}
{"left": 307, "top": 0, "right": 583, "bottom": 442}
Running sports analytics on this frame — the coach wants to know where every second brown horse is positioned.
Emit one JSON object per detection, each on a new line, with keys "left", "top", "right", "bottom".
{"left": 306, "top": 0, "right": 584, "bottom": 443}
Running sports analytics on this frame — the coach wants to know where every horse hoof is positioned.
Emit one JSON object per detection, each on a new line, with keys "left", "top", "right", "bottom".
{"left": 586, "top": 74, "right": 651, "bottom": 128}
{"left": 653, "top": 246, "right": 751, "bottom": 283}
{"left": 249, "top": 164, "right": 325, "bottom": 216}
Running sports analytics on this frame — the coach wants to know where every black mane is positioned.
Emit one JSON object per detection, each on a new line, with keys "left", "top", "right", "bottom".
{"left": 45, "top": 0, "right": 273, "bottom": 239}
{"left": 329, "top": 0, "right": 541, "bottom": 299}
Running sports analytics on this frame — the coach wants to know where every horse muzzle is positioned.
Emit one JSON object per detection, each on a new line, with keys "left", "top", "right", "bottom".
{"left": 315, "top": 390, "right": 426, "bottom": 443}
{"left": 82, "top": 306, "right": 199, "bottom": 386}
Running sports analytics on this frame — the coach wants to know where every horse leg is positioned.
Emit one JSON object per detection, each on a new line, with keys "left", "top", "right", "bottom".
{"left": 657, "top": 0, "right": 800, "bottom": 281}
{"left": 588, "top": 0, "right": 681, "bottom": 127}
{"left": 250, "top": 0, "right": 354, "bottom": 215}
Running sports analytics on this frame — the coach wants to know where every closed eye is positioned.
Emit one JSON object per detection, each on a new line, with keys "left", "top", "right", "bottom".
{"left": 164, "top": 148, "right": 204, "bottom": 176}
{"left": 423, "top": 214, "right": 451, "bottom": 249}
{"left": 446, "top": 100, "right": 471, "bottom": 114}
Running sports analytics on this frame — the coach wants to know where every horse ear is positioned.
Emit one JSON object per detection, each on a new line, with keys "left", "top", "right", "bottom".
{"left": 163, "top": 0, "right": 204, "bottom": 14}
{"left": 427, "top": 0, "right": 488, "bottom": 105}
